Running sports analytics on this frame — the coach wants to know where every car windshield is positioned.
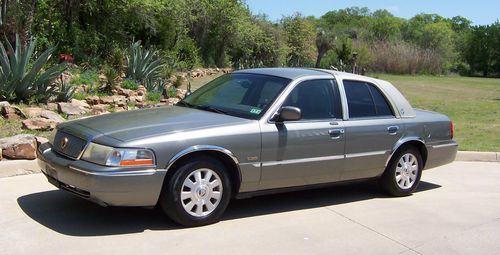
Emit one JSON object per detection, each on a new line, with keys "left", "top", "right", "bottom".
{"left": 179, "top": 73, "right": 291, "bottom": 119}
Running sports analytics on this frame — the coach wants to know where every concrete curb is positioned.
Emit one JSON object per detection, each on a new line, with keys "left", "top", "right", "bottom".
{"left": 455, "top": 151, "right": 499, "bottom": 162}
{"left": 0, "top": 150, "right": 498, "bottom": 178}
{"left": 0, "top": 159, "right": 41, "bottom": 178}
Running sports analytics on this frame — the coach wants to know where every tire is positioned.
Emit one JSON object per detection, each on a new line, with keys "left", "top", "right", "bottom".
{"left": 159, "top": 156, "right": 232, "bottom": 227}
{"left": 379, "top": 146, "right": 423, "bottom": 196}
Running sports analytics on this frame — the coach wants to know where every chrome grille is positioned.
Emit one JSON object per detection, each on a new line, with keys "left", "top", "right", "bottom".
{"left": 52, "top": 131, "right": 88, "bottom": 159}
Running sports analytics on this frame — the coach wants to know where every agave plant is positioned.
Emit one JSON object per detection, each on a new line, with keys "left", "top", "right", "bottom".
{"left": 0, "top": 34, "right": 65, "bottom": 102}
{"left": 55, "top": 77, "right": 76, "bottom": 102}
{"left": 126, "top": 40, "right": 164, "bottom": 85}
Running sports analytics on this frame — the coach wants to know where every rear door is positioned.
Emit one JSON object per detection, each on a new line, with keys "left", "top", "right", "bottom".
{"left": 340, "top": 80, "right": 404, "bottom": 180}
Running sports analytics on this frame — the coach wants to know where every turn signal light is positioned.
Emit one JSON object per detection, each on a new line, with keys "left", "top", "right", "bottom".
{"left": 119, "top": 159, "right": 154, "bottom": 166}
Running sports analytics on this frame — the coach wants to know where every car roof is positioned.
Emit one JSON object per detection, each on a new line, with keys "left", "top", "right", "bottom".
{"left": 233, "top": 68, "right": 331, "bottom": 80}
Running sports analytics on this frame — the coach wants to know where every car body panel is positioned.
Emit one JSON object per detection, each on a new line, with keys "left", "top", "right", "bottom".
{"left": 38, "top": 68, "right": 458, "bottom": 207}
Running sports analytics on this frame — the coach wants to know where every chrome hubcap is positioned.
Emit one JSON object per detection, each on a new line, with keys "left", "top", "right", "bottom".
{"left": 181, "top": 168, "right": 223, "bottom": 217}
{"left": 395, "top": 153, "right": 418, "bottom": 189}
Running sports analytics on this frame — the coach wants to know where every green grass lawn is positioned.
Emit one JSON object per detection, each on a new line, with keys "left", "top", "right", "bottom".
{"left": 374, "top": 74, "right": 500, "bottom": 152}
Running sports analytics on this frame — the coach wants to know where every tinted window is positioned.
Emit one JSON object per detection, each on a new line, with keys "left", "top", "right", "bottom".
{"left": 369, "top": 85, "right": 393, "bottom": 116}
{"left": 344, "top": 80, "right": 394, "bottom": 118}
{"left": 283, "top": 79, "right": 341, "bottom": 120}
{"left": 182, "top": 73, "right": 290, "bottom": 119}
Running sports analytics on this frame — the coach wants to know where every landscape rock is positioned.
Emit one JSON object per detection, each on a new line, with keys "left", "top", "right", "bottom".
{"left": 1, "top": 105, "right": 26, "bottom": 119}
{"left": 40, "top": 110, "right": 65, "bottom": 123}
{"left": 128, "top": 95, "right": 144, "bottom": 103}
{"left": 0, "top": 101, "right": 10, "bottom": 107}
{"left": 86, "top": 95, "right": 101, "bottom": 105}
{"left": 46, "top": 103, "right": 58, "bottom": 112}
{"left": 176, "top": 89, "right": 187, "bottom": 99}
{"left": 91, "top": 104, "right": 109, "bottom": 115}
{"left": 35, "top": 136, "right": 49, "bottom": 145}
{"left": 22, "top": 118, "right": 57, "bottom": 131}
{"left": 112, "top": 95, "right": 127, "bottom": 107}
{"left": 58, "top": 102, "right": 88, "bottom": 116}
{"left": 0, "top": 134, "right": 37, "bottom": 160}
{"left": 118, "top": 88, "right": 136, "bottom": 97}
{"left": 167, "top": 98, "right": 180, "bottom": 105}
{"left": 100, "top": 96, "right": 114, "bottom": 105}
{"left": 23, "top": 107, "right": 44, "bottom": 118}
{"left": 70, "top": 99, "right": 90, "bottom": 109}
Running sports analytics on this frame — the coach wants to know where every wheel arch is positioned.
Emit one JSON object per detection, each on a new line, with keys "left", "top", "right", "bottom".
{"left": 163, "top": 145, "right": 242, "bottom": 196}
{"left": 386, "top": 137, "right": 428, "bottom": 169}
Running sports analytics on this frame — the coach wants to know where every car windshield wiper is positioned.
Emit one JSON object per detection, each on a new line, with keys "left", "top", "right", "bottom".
{"left": 195, "top": 105, "right": 229, "bottom": 115}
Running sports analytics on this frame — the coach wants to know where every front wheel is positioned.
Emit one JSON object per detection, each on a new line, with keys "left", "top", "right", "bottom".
{"left": 159, "top": 157, "right": 231, "bottom": 227}
{"left": 379, "top": 147, "right": 423, "bottom": 196}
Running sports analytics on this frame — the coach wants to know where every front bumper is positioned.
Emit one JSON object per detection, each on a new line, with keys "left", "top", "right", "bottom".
{"left": 37, "top": 142, "right": 167, "bottom": 207}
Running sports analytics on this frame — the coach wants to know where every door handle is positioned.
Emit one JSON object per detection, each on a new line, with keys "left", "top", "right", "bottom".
{"left": 329, "top": 129, "right": 344, "bottom": 139}
{"left": 387, "top": 126, "right": 399, "bottom": 135}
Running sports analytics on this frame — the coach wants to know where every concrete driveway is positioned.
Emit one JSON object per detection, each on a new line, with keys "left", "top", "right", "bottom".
{"left": 1, "top": 161, "right": 499, "bottom": 255}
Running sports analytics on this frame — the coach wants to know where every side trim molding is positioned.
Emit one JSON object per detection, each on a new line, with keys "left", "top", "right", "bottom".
{"left": 258, "top": 155, "right": 344, "bottom": 167}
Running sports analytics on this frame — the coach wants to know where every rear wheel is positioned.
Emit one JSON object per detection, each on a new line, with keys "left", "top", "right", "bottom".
{"left": 159, "top": 157, "right": 231, "bottom": 227}
{"left": 379, "top": 147, "right": 422, "bottom": 196}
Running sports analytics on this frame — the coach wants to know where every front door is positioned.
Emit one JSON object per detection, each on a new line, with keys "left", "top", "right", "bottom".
{"left": 259, "top": 79, "right": 345, "bottom": 190}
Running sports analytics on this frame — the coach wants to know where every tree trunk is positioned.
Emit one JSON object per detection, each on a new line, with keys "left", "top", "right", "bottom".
{"left": 20, "top": 0, "right": 37, "bottom": 48}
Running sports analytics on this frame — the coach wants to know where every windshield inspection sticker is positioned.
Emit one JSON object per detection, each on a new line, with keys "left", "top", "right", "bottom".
{"left": 250, "top": 108, "right": 262, "bottom": 114}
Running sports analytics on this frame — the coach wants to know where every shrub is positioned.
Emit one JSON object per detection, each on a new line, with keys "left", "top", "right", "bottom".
{"left": 173, "top": 75, "right": 184, "bottom": 88}
{"left": 146, "top": 91, "right": 161, "bottom": 103}
{"left": 121, "top": 79, "right": 139, "bottom": 90}
{"left": 72, "top": 92, "right": 87, "bottom": 100}
{"left": 167, "top": 86, "right": 177, "bottom": 98}
{"left": 56, "top": 79, "right": 77, "bottom": 102}
{"left": 126, "top": 40, "right": 164, "bottom": 84}
{"left": 0, "top": 34, "right": 65, "bottom": 103}
{"left": 369, "top": 41, "right": 445, "bottom": 74}
{"left": 69, "top": 69, "right": 100, "bottom": 93}
{"left": 102, "top": 65, "right": 118, "bottom": 92}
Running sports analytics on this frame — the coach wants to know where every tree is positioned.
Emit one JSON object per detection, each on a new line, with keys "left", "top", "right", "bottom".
{"left": 315, "top": 30, "right": 335, "bottom": 67}
{"left": 281, "top": 13, "right": 316, "bottom": 67}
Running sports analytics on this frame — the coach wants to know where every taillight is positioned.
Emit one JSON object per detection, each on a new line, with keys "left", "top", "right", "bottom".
{"left": 450, "top": 121, "right": 454, "bottom": 139}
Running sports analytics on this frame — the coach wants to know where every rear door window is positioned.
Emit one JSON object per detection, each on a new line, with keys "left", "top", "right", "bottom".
{"left": 343, "top": 80, "right": 394, "bottom": 118}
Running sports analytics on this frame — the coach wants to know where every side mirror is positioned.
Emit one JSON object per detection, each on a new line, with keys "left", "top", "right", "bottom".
{"left": 275, "top": 106, "right": 301, "bottom": 122}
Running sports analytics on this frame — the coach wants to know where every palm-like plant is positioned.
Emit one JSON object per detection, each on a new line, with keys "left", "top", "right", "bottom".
{"left": 126, "top": 40, "right": 164, "bottom": 86}
{"left": 0, "top": 34, "right": 65, "bottom": 102}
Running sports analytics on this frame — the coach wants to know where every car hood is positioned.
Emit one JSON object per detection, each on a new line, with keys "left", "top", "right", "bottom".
{"left": 59, "top": 106, "right": 251, "bottom": 142}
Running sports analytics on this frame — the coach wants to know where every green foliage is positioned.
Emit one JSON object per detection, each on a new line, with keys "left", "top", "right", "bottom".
{"left": 56, "top": 79, "right": 77, "bottom": 102}
{"left": 72, "top": 92, "right": 87, "bottom": 100}
{"left": 464, "top": 22, "right": 500, "bottom": 76}
{"left": 173, "top": 75, "right": 184, "bottom": 88}
{"left": 69, "top": 69, "right": 100, "bottom": 93}
{"left": 0, "top": 34, "right": 65, "bottom": 103}
{"left": 282, "top": 13, "right": 316, "bottom": 67}
{"left": 10, "top": 1, "right": 499, "bottom": 76}
{"left": 102, "top": 65, "right": 118, "bottom": 92}
{"left": 122, "top": 79, "right": 140, "bottom": 90}
{"left": 167, "top": 86, "right": 177, "bottom": 98}
{"left": 126, "top": 40, "right": 164, "bottom": 84}
{"left": 146, "top": 91, "right": 161, "bottom": 103}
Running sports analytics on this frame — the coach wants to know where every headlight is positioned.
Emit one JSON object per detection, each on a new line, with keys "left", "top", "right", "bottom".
{"left": 81, "top": 142, "right": 155, "bottom": 167}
